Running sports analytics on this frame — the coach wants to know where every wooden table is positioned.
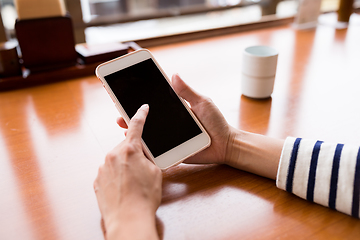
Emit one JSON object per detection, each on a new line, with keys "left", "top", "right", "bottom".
{"left": 1, "top": 16, "right": 360, "bottom": 239}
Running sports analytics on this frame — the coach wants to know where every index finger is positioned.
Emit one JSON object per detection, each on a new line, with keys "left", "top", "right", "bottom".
{"left": 126, "top": 104, "right": 149, "bottom": 141}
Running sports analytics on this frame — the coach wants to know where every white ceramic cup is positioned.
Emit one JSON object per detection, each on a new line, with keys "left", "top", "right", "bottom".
{"left": 241, "top": 46, "right": 278, "bottom": 99}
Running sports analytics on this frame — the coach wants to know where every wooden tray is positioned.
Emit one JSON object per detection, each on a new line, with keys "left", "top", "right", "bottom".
{"left": 0, "top": 42, "right": 141, "bottom": 91}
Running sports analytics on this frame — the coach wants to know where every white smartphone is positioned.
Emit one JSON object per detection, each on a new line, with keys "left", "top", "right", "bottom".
{"left": 95, "top": 49, "right": 211, "bottom": 170}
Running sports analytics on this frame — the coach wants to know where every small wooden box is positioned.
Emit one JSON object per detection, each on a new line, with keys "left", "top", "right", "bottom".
{"left": 15, "top": 15, "right": 77, "bottom": 72}
{"left": 76, "top": 42, "right": 129, "bottom": 64}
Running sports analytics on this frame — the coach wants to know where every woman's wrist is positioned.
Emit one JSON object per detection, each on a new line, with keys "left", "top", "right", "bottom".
{"left": 105, "top": 200, "right": 159, "bottom": 240}
{"left": 224, "top": 129, "right": 284, "bottom": 180}
{"left": 224, "top": 127, "right": 242, "bottom": 167}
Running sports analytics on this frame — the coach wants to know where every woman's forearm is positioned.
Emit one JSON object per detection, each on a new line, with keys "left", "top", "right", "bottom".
{"left": 226, "top": 128, "right": 284, "bottom": 180}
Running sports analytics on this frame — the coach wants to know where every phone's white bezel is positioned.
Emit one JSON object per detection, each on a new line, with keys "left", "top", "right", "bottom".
{"left": 95, "top": 49, "right": 211, "bottom": 170}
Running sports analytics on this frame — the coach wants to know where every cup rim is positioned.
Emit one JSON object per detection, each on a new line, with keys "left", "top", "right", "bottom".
{"left": 244, "top": 45, "right": 278, "bottom": 57}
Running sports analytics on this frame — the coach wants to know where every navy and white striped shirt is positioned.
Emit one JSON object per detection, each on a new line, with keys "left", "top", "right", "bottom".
{"left": 276, "top": 137, "right": 360, "bottom": 218}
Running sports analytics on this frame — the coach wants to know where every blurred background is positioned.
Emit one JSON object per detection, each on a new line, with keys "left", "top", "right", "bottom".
{"left": 0, "top": 0, "right": 359, "bottom": 45}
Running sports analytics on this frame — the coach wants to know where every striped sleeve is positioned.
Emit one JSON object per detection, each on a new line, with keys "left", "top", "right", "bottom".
{"left": 276, "top": 137, "right": 360, "bottom": 218}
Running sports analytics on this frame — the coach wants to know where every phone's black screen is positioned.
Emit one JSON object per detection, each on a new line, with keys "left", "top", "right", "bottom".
{"left": 104, "top": 58, "right": 202, "bottom": 157}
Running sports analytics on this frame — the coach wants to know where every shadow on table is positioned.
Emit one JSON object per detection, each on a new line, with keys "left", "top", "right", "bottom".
{"left": 160, "top": 163, "right": 360, "bottom": 238}
{"left": 161, "top": 163, "right": 275, "bottom": 205}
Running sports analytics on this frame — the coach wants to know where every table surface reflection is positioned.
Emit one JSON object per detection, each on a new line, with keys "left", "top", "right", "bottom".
{"left": 1, "top": 16, "right": 360, "bottom": 239}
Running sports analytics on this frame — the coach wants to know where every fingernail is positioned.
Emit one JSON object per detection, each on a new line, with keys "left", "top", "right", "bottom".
{"left": 141, "top": 104, "right": 149, "bottom": 109}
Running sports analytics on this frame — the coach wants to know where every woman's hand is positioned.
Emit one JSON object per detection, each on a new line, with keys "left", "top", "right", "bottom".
{"left": 94, "top": 104, "right": 161, "bottom": 240}
{"left": 116, "top": 74, "right": 236, "bottom": 166}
